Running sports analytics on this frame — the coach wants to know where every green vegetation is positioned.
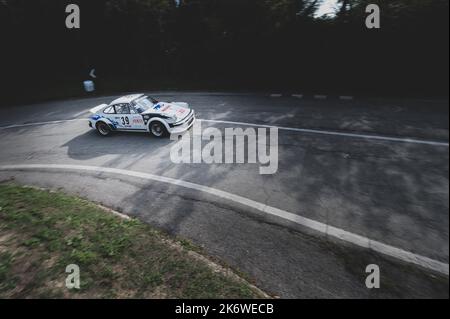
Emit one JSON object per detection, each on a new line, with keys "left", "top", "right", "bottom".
{"left": 0, "top": 184, "right": 266, "bottom": 298}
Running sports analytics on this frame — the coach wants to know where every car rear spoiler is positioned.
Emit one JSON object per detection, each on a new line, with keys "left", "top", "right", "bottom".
{"left": 89, "top": 103, "right": 108, "bottom": 114}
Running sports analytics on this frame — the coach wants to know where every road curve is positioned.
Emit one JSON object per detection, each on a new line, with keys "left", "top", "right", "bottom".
{"left": 0, "top": 92, "right": 448, "bottom": 298}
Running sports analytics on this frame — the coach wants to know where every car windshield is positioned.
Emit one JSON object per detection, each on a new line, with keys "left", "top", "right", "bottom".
{"left": 133, "top": 96, "right": 155, "bottom": 113}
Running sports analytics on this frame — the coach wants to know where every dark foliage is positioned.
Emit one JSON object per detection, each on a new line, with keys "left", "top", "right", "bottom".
{"left": 1, "top": 0, "right": 448, "bottom": 104}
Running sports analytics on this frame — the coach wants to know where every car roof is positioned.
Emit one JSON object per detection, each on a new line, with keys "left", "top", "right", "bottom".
{"left": 110, "top": 94, "right": 144, "bottom": 105}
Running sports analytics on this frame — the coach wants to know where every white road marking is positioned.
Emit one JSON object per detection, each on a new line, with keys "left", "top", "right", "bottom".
{"left": 72, "top": 110, "right": 89, "bottom": 117}
{"left": 0, "top": 117, "right": 448, "bottom": 147}
{"left": 314, "top": 95, "right": 327, "bottom": 99}
{"left": 0, "top": 119, "right": 84, "bottom": 130}
{"left": 292, "top": 94, "right": 304, "bottom": 99}
{"left": 270, "top": 94, "right": 282, "bottom": 98}
{"left": 200, "top": 119, "right": 450, "bottom": 147}
{"left": 0, "top": 163, "right": 448, "bottom": 276}
{"left": 339, "top": 96, "right": 354, "bottom": 100}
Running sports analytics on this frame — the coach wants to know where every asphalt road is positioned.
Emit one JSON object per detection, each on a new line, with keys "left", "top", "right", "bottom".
{"left": 0, "top": 92, "right": 448, "bottom": 298}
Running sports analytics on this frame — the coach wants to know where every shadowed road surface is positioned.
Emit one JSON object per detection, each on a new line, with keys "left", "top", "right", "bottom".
{"left": 0, "top": 92, "right": 448, "bottom": 298}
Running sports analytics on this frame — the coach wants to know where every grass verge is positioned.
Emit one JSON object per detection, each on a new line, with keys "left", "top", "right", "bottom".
{"left": 0, "top": 184, "right": 267, "bottom": 298}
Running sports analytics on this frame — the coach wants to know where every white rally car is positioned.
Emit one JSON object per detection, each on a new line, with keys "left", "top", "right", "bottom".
{"left": 88, "top": 94, "right": 195, "bottom": 137}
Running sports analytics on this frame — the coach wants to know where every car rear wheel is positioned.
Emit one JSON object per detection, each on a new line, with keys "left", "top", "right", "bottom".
{"left": 149, "top": 121, "right": 167, "bottom": 137}
{"left": 96, "top": 122, "right": 111, "bottom": 136}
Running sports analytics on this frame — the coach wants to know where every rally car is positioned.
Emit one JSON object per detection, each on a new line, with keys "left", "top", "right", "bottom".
{"left": 88, "top": 94, "right": 195, "bottom": 137}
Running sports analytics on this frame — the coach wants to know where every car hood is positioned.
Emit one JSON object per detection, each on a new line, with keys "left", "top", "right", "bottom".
{"left": 142, "top": 102, "right": 190, "bottom": 121}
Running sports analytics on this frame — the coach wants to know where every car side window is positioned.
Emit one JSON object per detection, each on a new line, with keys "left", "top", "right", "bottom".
{"left": 103, "top": 106, "right": 115, "bottom": 114}
{"left": 115, "top": 104, "right": 130, "bottom": 114}
{"left": 129, "top": 106, "right": 137, "bottom": 114}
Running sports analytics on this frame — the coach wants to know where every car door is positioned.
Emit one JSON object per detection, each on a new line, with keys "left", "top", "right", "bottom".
{"left": 114, "top": 104, "right": 146, "bottom": 130}
{"left": 128, "top": 105, "right": 147, "bottom": 130}
{"left": 110, "top": 104, "right": 130, "bottom": 130}
{"left": 102, "top": 105, "right": 120, "bottom": 129}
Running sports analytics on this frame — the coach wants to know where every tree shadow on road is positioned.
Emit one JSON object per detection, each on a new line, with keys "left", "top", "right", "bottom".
{"left": 62, "top": 130, "right": 173, "bottom": 161}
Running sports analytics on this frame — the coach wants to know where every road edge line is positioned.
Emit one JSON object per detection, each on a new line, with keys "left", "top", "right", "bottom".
{"left": 1, "top": 163, "right": 448, "bottom": 276}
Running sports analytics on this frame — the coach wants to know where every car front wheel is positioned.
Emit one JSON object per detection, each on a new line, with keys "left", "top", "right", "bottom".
{"left": 149, "top": 121, "right": 167, "bottom": 137}
{"left": 96, "top": 122, "right": 112, "bottom": 136}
